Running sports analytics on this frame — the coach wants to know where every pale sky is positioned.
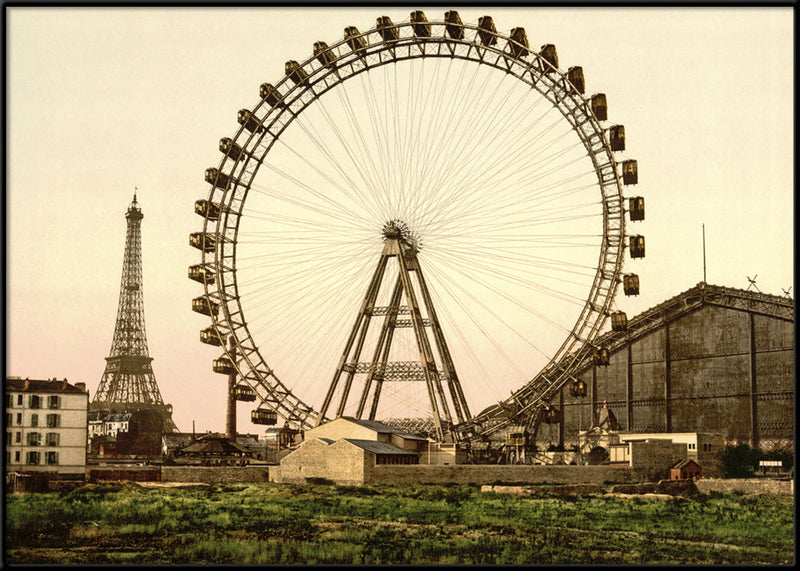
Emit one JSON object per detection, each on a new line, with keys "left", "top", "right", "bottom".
{"left": 6, "top": 7, "right": 794, "bottom": 435}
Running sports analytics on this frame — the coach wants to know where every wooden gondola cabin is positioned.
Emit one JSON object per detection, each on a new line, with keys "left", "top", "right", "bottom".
{"left": 410, "top": 11, "right": 431, "bottom": 37}
{"left": 344, "top": 26, "right": 367, "bottom": 57}
{"left": 508, "top": 27, "right": 529, "bottom": 58}
{"left": 622, "top": 160, "right": 638, "bottom": 185}
{"left": 260, "top": 83, "right": 285, "bottom": 107}
{"left": 189, "top": 232, "right": 215, "bottom": 253}
{"left": 200, "top": 327, "right": 225, "bottom": 347}
{"left": 595, "top": 347, "right": 610, "bottom": 366}
{"left": 192, "top": 296, "right": 218, "bottom": 317}
{"left": 629, "top": 197, "right": 645, "bottom": 222}
{"left": 568, "top": 66, "right": 585, "bottom": 94}
{"left": 238, "top": 109, "right": 264, "bottom": 134}
{"left": 252, "top": 408, "right": 278, "bottom": 425}
{"left": 591, "top": 93, "right": 607, "bottom": 121}
{"left": 569, "top": 379, "right": 587, "bottom": 398}
{"left": 234, "top": 384, "right": 256, "bottom": 402}
{"left": 629, "top": 235, "right": 645, "bottom": 258}
{"left": 477, "top": 16, "right": 498, "bottom": 46}
{"left": 188, "top": 264, "right": 215, "bottom": 284}
{"left": 444, "top": 11, "right": 464, "bottom": 39}
{"left": 285, "top": 60, "right": 309, "bottom": 86}
{"left": 609, "top": 125, "right": 625, "bottom": 151}
{"left": 376, "top": 16, "right": 399, "bottom": 43}
{"left": 611, "top": 311, "right": 628, "bottom": 332}
{"left": 539, "top": 44, "right": 558, "bottom": 72}
{"left": 623, "top": 273, "right": 640, "bottom": 296}
{"left": 213, "top": 357, "right": 236, "bottom": 375}
{"left": 219, "top": 137, "right": 245, "bottom": 161}
{"left": 195, "top": 199, "right": 222, "bottom": 220}
{"left": 313, "top": 42, "right": 337, "bottom": 69}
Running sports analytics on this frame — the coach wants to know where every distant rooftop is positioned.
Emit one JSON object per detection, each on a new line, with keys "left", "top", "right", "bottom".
{"left": 337, "top": 416, "right": 428, "bottom": 441}
{"left": 5, "top": 377, "right": 88, "bottom": 394}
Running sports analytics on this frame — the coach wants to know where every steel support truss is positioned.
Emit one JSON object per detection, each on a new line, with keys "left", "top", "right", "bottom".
{"left": 316, "top": 228, "right": 471, "bottom": 443}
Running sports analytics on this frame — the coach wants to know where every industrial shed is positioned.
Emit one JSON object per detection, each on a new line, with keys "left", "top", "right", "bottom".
{"left": 538, "top": 283, "right": 793, "bottom": 449}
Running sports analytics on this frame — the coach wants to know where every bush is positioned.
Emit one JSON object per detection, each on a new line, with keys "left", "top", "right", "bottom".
{"left": 722, "top": 443, "right": 795, "bottom": 478}
{"left": 721, "top": 443, "right": 759, "bottom": 478}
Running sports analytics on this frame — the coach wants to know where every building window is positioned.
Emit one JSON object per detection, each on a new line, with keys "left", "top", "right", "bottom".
{"left": 15, "top": 451, "right": 21, "bottom": 462}
{"left": 26, "top": 451, "right": 41, "bottom": 465}
{"left": 5, "top": 413, "right": 11, "bottom": 427}
{"left": 6, "top": 432, "right": 11, "bottom": 446}
{"left": 46, "top": 451, "right": 59, "bottom": 465}
{"left": 27, "top": 432, "right": 41, "bottom": 446}
{"left": 16, "top": 431, "right": 22, "bottom": 443}
{"left": 46, "top": 432, "right": 60, "bottom": 446}
{"left": 46, "top": 414, "right": 61, "bottom": 428}
{"left": 15, "top": 413, "right": 22, "bottom": 425}
{"left": 29, "top": 395, "right": 41, "bottom": 409}
{"left": 48, "top": 396, "right": 60, "bottom": 409}
{"left": 5, "top": 394, "right": 12, "bottom": 408}
{"left": 31, "top": 414, "right": 38, "bottom": 427}
{"left": 17, "top": 394, "right": 23, "bottom": 406}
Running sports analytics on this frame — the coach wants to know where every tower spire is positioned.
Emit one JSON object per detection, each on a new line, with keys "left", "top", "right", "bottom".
{"left": 92, "top": 196, "right": 177, "bottom": 431}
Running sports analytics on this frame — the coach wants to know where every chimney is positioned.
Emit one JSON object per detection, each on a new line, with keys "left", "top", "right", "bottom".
{"left": 75, "top": 382, "right": 86, "bottom": 393}
{"left": 62, "top": 378, "right": 68, "bottom": 390}
{"left": 24, "top": 378, "right": 30, "bottom": 391}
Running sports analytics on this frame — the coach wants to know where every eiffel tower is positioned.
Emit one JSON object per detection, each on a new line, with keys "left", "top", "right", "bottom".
{"left": 92, "top": 194, "right": 177, "bottom": 432}
{"left": 316, "top": 220, "right": 471, "bottom": 443}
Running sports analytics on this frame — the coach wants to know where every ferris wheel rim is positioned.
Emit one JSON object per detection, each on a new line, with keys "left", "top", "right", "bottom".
{"left": 196, "top": 13, "right": 628, "bottom": 432}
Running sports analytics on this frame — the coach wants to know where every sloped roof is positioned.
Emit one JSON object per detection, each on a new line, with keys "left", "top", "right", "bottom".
{"left": 671, "top": 458, "right": 701, "bottom": 470}
{"left": 179, "top": 435, "right": 250, "bottom": 455}
{"left": 163, "top": 433, "right": 195, "bottom": 447}
{"left": 597, "top": 282, "right": 793, "bottom": 353}
{"left": 5, "top": 378, "right": 88, "bottom": 394}
{"left": 338, "top": 416, "right": 428, "bottom": 441}
{"left": 340, "top": 438, "right": 419, "bottom": 456}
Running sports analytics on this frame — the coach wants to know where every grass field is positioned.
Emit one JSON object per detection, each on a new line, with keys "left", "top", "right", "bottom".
{"left": 4, "top": 481, "right": 794, "bottom": 564}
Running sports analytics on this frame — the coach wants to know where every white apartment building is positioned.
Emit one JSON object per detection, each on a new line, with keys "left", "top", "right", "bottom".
{"left": 5, "top": 377, "right": 89, "bottom": 476}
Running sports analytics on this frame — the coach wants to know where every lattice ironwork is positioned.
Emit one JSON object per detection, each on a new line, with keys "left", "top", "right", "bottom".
{"left": 93, "top": 195, "right": 177, "bottom": 432}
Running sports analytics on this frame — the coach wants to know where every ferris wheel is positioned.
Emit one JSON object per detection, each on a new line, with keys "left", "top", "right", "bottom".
{"left": 189, "top": 11, "right": 644, "bottom": 444}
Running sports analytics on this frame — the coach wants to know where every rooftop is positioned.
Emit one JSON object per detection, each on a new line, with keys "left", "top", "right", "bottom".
{"left": 341, "top": 438, "right": 419, "bottom": 456}
{"left": 337, "top": 416, "right": 428, "bottom": 441}
{"left": 5, "top": 377, "right": 88, "bottom": 394}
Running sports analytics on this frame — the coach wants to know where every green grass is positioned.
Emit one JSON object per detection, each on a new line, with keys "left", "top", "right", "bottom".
{"left": 4, "top": 482, "right": 794, "bottom": 564}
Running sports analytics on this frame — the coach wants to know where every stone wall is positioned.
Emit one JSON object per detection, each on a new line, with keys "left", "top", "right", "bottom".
{"left": 88, "top": 467, "right": 161, "bottom": 482}
{"left": 275, "top": 439, "right": 370, "bottom": 485}
{"left": 363, "top": 464, "right": 646, "bottom": 485}
{"left": 695, "top": 477, "right": 794, "bottom": 496}
{"left": 161, "top": 466, "right": 269, "bottom": 484}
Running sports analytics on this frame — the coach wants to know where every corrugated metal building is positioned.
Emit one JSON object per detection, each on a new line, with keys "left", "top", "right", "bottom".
{"left": 537, "top": 283, "right": 793, "bottom": 448}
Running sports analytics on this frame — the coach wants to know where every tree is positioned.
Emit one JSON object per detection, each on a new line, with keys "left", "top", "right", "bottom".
{"left": 721, "top": 443, "right": 760, "bottom": 478}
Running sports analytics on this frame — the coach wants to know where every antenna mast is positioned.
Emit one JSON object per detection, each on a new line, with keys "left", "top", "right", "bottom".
{"left": 702, "top": 223, "right": 707, "bottom": 283}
